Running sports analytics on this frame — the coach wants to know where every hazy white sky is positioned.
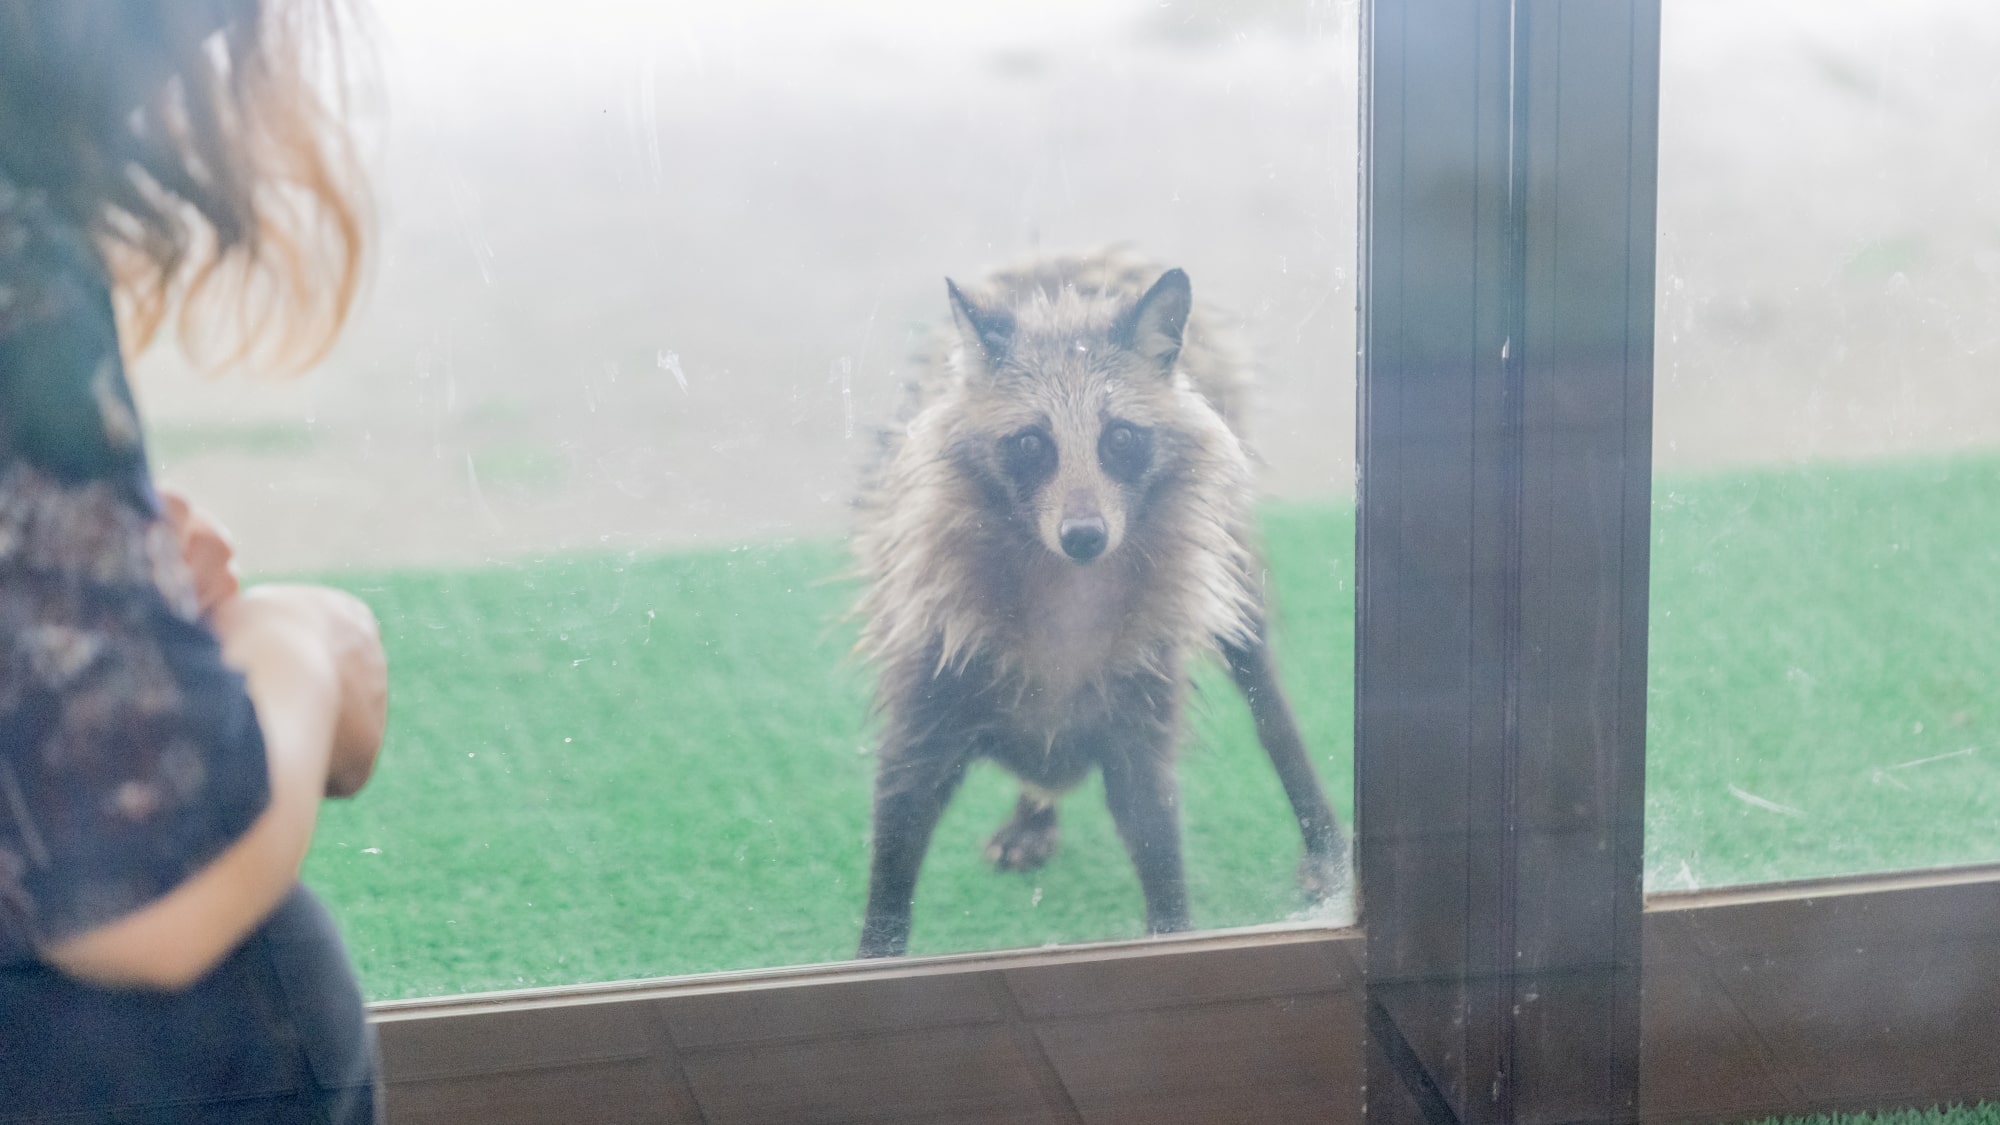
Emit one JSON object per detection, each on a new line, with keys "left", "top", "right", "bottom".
{"left": 372, "top": 0, "right": 1137, "bottom": 58}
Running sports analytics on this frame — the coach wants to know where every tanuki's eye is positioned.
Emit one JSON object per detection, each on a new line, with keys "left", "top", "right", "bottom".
{"left": 1098, "top": 421, "right": 1153, "bottom": 483}
{"left": 1001, "top": 426, "right": 1057, "bottom": 488}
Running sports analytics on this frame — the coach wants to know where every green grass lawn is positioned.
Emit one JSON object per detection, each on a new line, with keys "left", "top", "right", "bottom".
{"left": 1751, "top": 1107, "right": 2000, "bottom": 1125}
{"left": 1647, "top": 453, "right": 2000, "bottom": 890}
{"left": 303, "top": 452, "right": 2000, "bottom": 1001}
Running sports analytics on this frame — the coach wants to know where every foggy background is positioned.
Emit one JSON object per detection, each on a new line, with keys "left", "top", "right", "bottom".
{"left": 126, "top": 0, "right": 2000, "bottom": 572}
{"left": 134, "top": 0, "right": 1359, "bottom": 571}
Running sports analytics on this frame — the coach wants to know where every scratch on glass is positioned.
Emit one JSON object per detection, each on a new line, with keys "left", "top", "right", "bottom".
{"left": 1726, "top": 784, "right": 1805, "bottom": 818}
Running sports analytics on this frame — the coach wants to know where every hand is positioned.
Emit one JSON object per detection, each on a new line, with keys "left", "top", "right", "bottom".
{"left": 210, "top": 584, "right": 389, "bottom": 799}
{"left": 158, "top": 487, "right": 240, "bottom": 615}
{"left": 43, "top": 586, "right": 389, "bottom": 988}
{"left": 314, "top": 586, "right": 389, "bottom": 799}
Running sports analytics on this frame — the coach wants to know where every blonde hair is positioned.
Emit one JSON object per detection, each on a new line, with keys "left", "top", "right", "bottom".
{"left": 0, "top": 0, "right": 370, "bottom": 372}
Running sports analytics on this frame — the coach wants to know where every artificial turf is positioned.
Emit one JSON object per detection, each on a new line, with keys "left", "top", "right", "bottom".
{"left": 1745, "top": 1107, "right": 2000, "bottom": 1125}
{"left": 302, "top": 452, "right": 2000, "bottom": 1001}
{"left": 1645, "top": 453, "right": 2000, "bottom": 890}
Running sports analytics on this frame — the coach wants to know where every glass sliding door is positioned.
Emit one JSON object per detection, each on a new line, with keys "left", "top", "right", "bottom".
{"left": 1649, "top": 0, "right": 2000, "bottom": 891}
{"left": 131, "top": 0, "right": 1363, "bottom": 1000}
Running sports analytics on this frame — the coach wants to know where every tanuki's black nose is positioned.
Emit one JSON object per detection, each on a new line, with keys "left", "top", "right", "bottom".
{"left": 1058, "top": 517, "right": 1108, "bottom": 562}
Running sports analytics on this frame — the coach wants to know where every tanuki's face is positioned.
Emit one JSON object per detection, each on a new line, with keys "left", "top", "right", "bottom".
{"left": 941, "top": 270, "right": 1198, "bottom": 566}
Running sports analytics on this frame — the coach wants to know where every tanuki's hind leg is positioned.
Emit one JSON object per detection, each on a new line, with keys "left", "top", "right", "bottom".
{"left": 986, "top": 789, "right": 1061, "bottom": 871}
{"left": 1222, "top": 620, "right": 1351, "bottom": 904}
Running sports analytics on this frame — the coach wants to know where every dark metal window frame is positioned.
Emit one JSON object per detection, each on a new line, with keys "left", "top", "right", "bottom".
{"left": 366, "top": 3, "right": 2000, "bottom": 1121}
{"left": 1358, "top": 1, "right": 1655, "bottom": 1120}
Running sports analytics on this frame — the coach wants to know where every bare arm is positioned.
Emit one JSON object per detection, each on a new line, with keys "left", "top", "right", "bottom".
{"left": 40, "top": 585, "right": 384, "bottom": 990}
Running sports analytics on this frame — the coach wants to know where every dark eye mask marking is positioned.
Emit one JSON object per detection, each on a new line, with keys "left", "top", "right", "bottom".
{"left": 1098, "top": 421, "right": 1153, "bottom": 484}
{"left": 1001, "top": 426, "right": 1057, "bottom": 491}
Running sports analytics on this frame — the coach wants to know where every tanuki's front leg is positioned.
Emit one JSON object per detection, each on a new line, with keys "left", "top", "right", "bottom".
{"left": 1097, "top": 678, "right": 1191, "bottom": 935}
{"left": 1222, "top": 619, "right": 1350, "bottom": 903}
{"left": 858, "top": 754, "right": 963, "bottom": 958}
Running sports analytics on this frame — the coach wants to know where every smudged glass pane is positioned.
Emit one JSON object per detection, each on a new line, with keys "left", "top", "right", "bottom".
{"left": 133, "top": 0, "right": 1360, "bottom": 998}
{"left": 1650, "top": 0, "right": 2000, "bottom": 891}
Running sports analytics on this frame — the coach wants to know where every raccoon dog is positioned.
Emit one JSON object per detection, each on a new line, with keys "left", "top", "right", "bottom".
{"left": 852, "top": 251, "right": 1346, "bottom": 958}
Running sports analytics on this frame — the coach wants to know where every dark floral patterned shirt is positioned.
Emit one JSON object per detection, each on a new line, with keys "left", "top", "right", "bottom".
{"left": 0, "top": 175, "right": 271, "bottom": 966}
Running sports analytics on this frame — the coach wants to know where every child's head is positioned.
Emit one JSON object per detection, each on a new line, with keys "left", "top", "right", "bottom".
{"left": 0, "top": 0, "right": 369, "bottom": 370}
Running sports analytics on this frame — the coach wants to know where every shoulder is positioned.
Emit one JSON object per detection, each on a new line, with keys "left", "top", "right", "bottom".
{"left": 0, "top": 174, "right": 105, "bottom": 340}
{"left": 0, "top": 171, "right": 147, "bottom": 487}
{"left": 0, "top": 171, "right": 179, "bottom": 602}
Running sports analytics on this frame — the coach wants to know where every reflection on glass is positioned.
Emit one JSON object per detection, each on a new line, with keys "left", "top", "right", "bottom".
{"left": 132, "top": 0, "right": 1360, "bottom": 998}
{"left": 1650, "top": 0, "right": 2000, "bottom": 891}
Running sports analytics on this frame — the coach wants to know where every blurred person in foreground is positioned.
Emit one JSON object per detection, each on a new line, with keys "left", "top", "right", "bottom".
{"left": 0, "top": 2, "right": 389, "bottom": 1121}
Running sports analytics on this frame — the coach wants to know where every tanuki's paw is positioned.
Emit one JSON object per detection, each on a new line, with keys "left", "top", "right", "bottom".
{"left": 985, "top": 799, "right": 1061, "bottom": 872}
{"left": 1298, "top": 836, "right": 1353, "bottom": 910}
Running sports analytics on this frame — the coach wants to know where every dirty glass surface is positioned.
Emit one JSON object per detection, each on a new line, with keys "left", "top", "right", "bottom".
{"left": 1649, "top": 0, "right": 2000, "bottom": 891}
{"left": 128, "top": 0, "right": 1360, "bottom": 998}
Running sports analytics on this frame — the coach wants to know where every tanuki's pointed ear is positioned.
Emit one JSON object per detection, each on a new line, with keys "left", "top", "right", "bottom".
{"left": 947, "top": 278, "right": 1014, "bottom": 375}
{"left": 1113, "top": 268, "right": 1191, "bottom": 375}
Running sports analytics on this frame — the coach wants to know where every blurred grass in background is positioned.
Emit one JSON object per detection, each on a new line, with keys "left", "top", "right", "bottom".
{"left": 1741, "top": 1106, "right": 2000, "bottom": 1125}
